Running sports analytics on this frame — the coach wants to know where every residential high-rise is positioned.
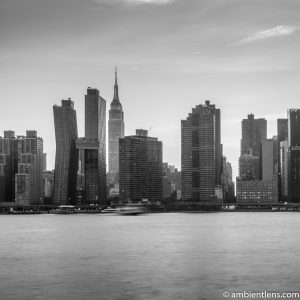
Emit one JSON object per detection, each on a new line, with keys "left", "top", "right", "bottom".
{"left": 119, "top": 129, "right": 162, "bottom": 204}
{"left": 288, "top": 109, "right": 300, "bottom": 202}
{"left": 181, "top": 100, "right": 222, "bottom": 202}
{"left": 15, "top": 131, "right": 44, "bottom": 205}
{"left": 108, "top": 68, "right": 124, "bottom": 181}
{"left": 53, "top": 99, "right": 78, "bottom": 205}
{"left": 83, "top": 88, "right": 107, "bottom": 205}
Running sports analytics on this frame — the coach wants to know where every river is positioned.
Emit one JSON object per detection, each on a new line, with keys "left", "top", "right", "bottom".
{"left": 0, "top": 212, "right": 299, "bottom": 300}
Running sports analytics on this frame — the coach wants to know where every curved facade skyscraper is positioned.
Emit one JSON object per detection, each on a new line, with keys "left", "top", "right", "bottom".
{"left": 53, "top": 99, "right": 78, "bottom": 205}
{"left": 108, "top": 68, "right": 124, "bottom": 181}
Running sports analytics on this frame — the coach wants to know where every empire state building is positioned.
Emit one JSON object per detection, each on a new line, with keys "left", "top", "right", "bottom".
{"left": 108, "top": 67, "right": 124, "bottom": 180}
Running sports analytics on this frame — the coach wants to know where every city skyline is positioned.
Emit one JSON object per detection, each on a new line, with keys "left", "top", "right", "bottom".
{"left": 1, "top": 0, "right": 300, "bottom": 179}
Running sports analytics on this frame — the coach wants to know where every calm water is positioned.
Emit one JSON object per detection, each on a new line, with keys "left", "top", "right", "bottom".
{"left": 0, "top": 212, "right": 300, "bottom": 300}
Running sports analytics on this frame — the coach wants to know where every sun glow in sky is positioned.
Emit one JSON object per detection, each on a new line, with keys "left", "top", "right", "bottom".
{"left": 1, "top": 0, "right": 300, "bottom": 179}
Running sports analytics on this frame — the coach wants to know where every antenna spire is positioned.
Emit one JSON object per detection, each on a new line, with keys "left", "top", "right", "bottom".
{"left": 113, "top": 66, "right": 119, "bottom": 101}
{"left": 115, "top": 66, "right": 118, "bottom": 85}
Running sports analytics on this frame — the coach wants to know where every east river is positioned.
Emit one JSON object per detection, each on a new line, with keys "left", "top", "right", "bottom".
{"left": 1, "top": 212, "right": 300, "bottom": 300}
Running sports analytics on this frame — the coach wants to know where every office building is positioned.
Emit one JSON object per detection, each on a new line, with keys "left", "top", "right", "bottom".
{"left": 181, "top": 101, "right": 222, "bottom": 202}
{"left": 236, "top": 179, "right": 277, "bottom": 204}
{"left": 119, "top": 129, "right": 162, "bottom": 204}
{"left": 108, "top": 68, "right": 124, "bottom": 181}
{"left": 53, "top": 99, "right": 78, "bottom": 205}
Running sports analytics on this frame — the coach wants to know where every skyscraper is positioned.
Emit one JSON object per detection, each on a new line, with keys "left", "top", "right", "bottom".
{"left": 181, "top": 101, "right": 222, "bottom": 202}
{"left": 119, "top": 129, "right": 162, "bottom": 204}
{"left": 238, "top": 114, "right": 267, "bottom": 180}
{"left": 277, "top": 118, "right": 288, "bottom": 201}
{"left": 108, "top": 68, "right": 124, "bottom": 180}
{"left": 0, "top": 131, "right": 16, "bottom": 202}
{"left": 53, "top": 99, "right": 78, "bottom": 205}
{"left": 15, "top": 131, "right": 44, "bottom": 205}
{"left": 83, "top": 87, "right": 107, "bottom": 205}
{"left": 288, "top": 109, "right": 300, "bottom": 202}
{"left": 241, "top": 114, "right": 267, "bottom": 156}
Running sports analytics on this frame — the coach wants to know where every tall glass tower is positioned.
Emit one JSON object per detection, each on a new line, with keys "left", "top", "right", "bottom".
{"left": 108, "top": 67, "right": 124, "bottom": 181}
{"left": 84, "top": 88, "right": 107, "bottom": 205}
{"left": 53, "top": 99, "right": 78, "bottom": 205}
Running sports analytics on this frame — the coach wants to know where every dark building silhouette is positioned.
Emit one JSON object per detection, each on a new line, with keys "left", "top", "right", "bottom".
{"left": 221, "top": 156, "right": 235, "bottom": 203}
{"left": 280, "top": 140, "right": 289, "bottom": 200}
{"left": 108, "top": 68, "right": 124, "bottom": 181}
{"left": 241, "top": 114, "right": 267, "bottom": 157}
{"left": 0, "top": 130, "right": 44, "bottom": 205}
{"left": 277, "top": 118, "right": 288, "bottom": 201}
{"left": 76, "top": 88, "right": 107, "bottom": 205}
{"left": 0, "top": 131, "right": 16, "bottom": 202}
{"left": 181, "top": 101, "right": 222, "bottom": 202}
{"left": 119, "top": 129, "right": 162, "bottom": 204}
{"left": 238, "top": 114, "right": 267, "bottom": 180}
{"left": 53, "top": 99, "right": 78, "bottom": 205}
{"left": 288, "top": 109, "right": 300, "bottom": 202}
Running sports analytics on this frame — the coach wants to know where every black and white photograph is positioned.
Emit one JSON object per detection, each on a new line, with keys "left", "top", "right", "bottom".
{"left": 0, "top": 0, "right": 300, "bottom": 299}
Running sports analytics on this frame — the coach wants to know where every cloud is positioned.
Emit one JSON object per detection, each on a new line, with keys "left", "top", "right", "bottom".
{"left": 233, "top": 25, "right": 298, "bottom": 46}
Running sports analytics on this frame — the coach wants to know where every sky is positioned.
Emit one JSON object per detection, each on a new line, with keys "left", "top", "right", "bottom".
{"left": 1, "top": 0, "right": 300, "bottom": 179}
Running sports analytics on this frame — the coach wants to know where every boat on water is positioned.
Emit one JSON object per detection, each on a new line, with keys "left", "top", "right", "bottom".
{"left": 118, "top": 205, "right": 147, "bottom": 216}
{"left": 101, "top": 207, "right": 120, "bottom": 214}
{"left": 222, "top": 205, "right": 236, "bottom": 212}
{"left": 55, "top": 205, "right": 76, "bottom": 214}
